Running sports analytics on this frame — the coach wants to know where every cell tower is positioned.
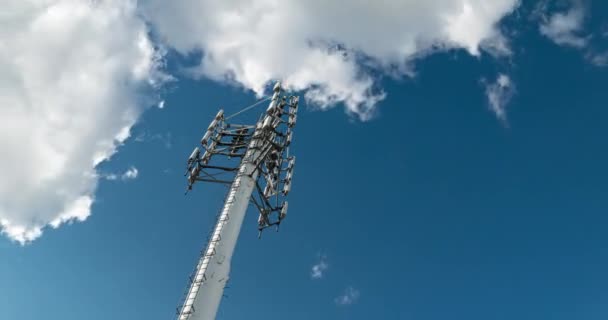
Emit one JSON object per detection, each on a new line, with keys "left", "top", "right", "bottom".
{"left": 176, "top": 82, "right": 298, "bottom": 320}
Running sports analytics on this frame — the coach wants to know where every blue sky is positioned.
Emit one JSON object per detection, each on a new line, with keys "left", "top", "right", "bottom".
{"left": 2, "top": 0, "right": 608, "bottom": 319}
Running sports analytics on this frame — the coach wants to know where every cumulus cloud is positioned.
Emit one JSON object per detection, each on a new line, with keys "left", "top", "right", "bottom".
{"left": 335, "top": 286, "right": 360, "bottom": 306}
{"left": 0, "top": 0, "right": 165, "bottom": 244}
{"left": 539, "top": 1, "right": 588, "bottom": 48}
{"left": 311, "top": 255, "right": 328, "bottom": 279}
{"left": 143, "top": 0, "right": 520, "bottom": 119}
{"left": 484, "top": 73, "right": 515, "bottom": 123}
{"left": 158, "top": 100, "right": 165, "bottom": 109}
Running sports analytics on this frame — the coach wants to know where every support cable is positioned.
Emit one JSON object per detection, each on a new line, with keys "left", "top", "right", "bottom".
{"left": 224, "top": 97, "right": 270, "bottom": 121}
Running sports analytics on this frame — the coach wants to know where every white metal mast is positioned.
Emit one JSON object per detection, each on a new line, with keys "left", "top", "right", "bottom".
{"left": 177, "top": 81, "right": 298, "bottom": 320}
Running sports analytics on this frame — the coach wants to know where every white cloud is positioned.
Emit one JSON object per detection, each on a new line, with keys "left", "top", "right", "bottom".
{"left": 311, "top": 256, "right": 328, "bottom": 279}
{"left": 121, "top": 167, "right": 139, "bottom": 180}
{"left": 484, "top": 73, "right": 515, "bottom": 123}
{"left": 143, "top": 0, "right": 520, "bottom": 120}
{"left": 158, "top": 100, "right": 165, "bottom": 109}
{"left": 103, "top": 174, "right": 119, "bottom": 181}
{"left": 539, "top": 2, "right": 588, "bottom": 48}
{"left": 103, "top": 167, "right": 139, "bottom": 181}
{"left": 335, "top": 286, "right": 360, "bottom": 306}
{"left": 535, "top": 2, "right": 608, "bottom": 68}
{"left": 0, "top": 0, "right": 165, "bottom": 244}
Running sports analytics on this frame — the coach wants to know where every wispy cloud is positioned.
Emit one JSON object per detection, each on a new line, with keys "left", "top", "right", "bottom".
{"left": 122, "top": 167, "right": 139, "bottom": 180}
{"left": 539, "top": 2, "right": 588, "bottom": 48}
{"left": 588, "top": 51, "right": 608, "bottom": 67}
{"left": 535, "top": 1, "right": 608, "bottom": 68}
{"left": 335, "top": 286, "right": 360, "bottom": 306}
{"left": 134, "top": 131, "right": 172, "bottom": 149}
{"left": 311, "top": 255, "right": 329, "bottom": 279}
{"left": 483, "top": 73, "right": 515, "bottom": 124}
{"left": 103, "top": 167, "right": 139, "bottom": 182}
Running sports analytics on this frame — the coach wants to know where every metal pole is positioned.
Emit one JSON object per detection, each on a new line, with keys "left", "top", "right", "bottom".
{"left": 178, "top": 113, "right": 267, "bottom": 320}
{"left": 177, "top": 81, "right": 296, "bottom": 319}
